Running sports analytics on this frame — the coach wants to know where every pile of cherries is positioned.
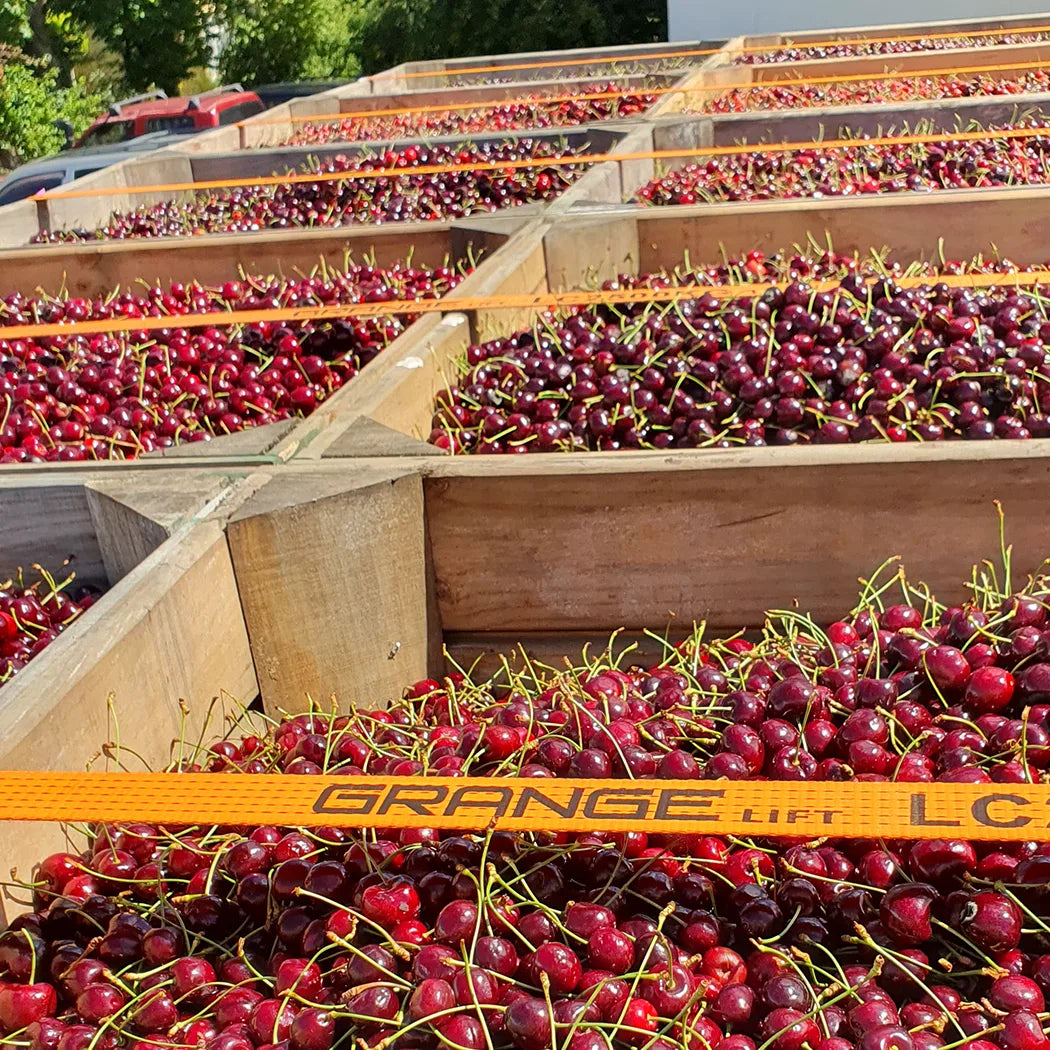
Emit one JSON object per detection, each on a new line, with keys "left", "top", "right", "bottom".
{"left": 634, "top": 120, "right": 1050, "bottom": 205}
{"left": 0, "top": 260, "right": 463, "bottom": 462}
{"left": 34, "top": 142, "right": 589, "bottom": 244}
{"left": 0, "top": 565, "right": 99, "bottom": 683}
{"left": 739, "top": 30, "right": 1050, "bottom": 63}
{"left": 707, "top": 69, "right": 1050, "bottom": 114}
{"left": 427, "top": 249, "right": 1050, "bottom": 453}
{"left": 8, "top": 557, "right": 1050, "bottom": 1050}
{"left": 285, "top": 84, "right": 656, "bottom": 148}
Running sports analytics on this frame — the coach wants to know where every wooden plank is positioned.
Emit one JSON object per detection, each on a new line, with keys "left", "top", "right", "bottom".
{"left": 544, "top": 214, "right": 640, "bottom": 290}
{"left": 334, "top": 72, "right": 683, "bottom": 114}
{"left": 626, "top": 190, "right": 1050, "bottom": 272}
{"left": 739, "top": 11, "right": 1050, "bottom": 48}
{"left": 0, "top": 200, "right": 41, "bottom": 249}
{"left": 41, "top": 154, "right": 196, "bottom": 239}
{"left": 703, "top": 94, "right": 1050, "bottom": 147}
{"left": 551, "top": 126, "right": 652, "bottom": 217}
{"left": 169, "top": 126, "right": 242, "bottom": 154}
{"left": 466, "top": 226, "right": 549, "bottom": 342}
{"left": 423, "top": 454, "right": 1050, "bottom": 634}
{"left": 0, "top": 485, "right": 106, "bottom": 590}
{"left": 141, "top": 421, "right": 297, "bottom": 461}
{"left": 83, "top": 468, "right": 259, "bottom": 584}
{"left": 0, "top": 520, "right": 257, "bottom": 909}
{"left": 188, "top": 126, "right": 619, "bottom": 184}
{"left": 651, "top": 68, "right": 743, "bottom": 118}
{"left": 227, "top": 470, "right": 431, "bottom": 715}
{"left": 321, "top": 418, "right": 445, "bottom": 458}
{"left": 412, "top": 436, "right": 1050, "bottom": 478}
{"left": 750, "top": 41, "right": 1050, "bottom": 82}
{"left": 0, "top": 223, "right": 459, "bottom": 303}
{"left": 280, "top": 312, "right": 449, "bottom": 460}
{"left": 351, "top": 314, "right": 469, "bottom": 439}
{"left": 85, "top": 490, "right": 169, "bottom": 584}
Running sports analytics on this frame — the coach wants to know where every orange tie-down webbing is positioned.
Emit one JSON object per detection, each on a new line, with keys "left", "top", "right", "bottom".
{"left": 35, "top": 122, "right": 1050, "bottom": 202}
{"left": 2, "top": 270, "right": 1050, "bottom": 341}
{"left": 255, "top": 56, "right": 1050, "bottom": 128}
{"left": 393, "top": 22, "right": 1050, "bottom": 79}
{"left": 0, "top": 771, "right": 1045, "bottom": 840}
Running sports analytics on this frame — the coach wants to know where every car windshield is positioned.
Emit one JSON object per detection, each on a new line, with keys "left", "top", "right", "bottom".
{"left": 0, "top": 171, "right": 65, "bottom": 206}
{"left": 218, "top": 100, "right": 265, "bottom": 125}
{"left": 79, "top": 121, "right": 134, "bottom": 147}
{"left": 145, "top": 115, "right": 197, "bottom": 132}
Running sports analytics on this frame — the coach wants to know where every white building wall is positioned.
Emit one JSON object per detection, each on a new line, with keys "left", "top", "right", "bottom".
{"left": 668, "top": 0, "right": 1050, "bottom": 42}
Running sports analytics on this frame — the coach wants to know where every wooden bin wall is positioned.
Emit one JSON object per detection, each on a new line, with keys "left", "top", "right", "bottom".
{"left": 225, "top": 449, "right": 1050, "bottom": 710}
{"left": 0, "top": 470, "right": 260, "bottom": 916}
{"left": 299, "top": 190, "right": 1050, "bottom": 457}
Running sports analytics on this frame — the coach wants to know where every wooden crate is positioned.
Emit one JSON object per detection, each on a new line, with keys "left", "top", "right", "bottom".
{"left": 25, "top": 125, "right": 647, "bottom": 245}
{"left": 370, "top": 40, "right": 726, "bottom": 92}
{"left": 290, "top": 190, "right": 1050, "bottom": 458}
{"left": 656, "top": 49, "right": 1050, "bottom": 137}
{"left": 0, "top": 214, "right": 531, "bottom": 469}
{"left": 0, "top": 468, "right": 260, "bottom": 915}
{"left": 734, "top": 10, "right": 1050, "bottom": 56}
{"left": 629, "top": 111, "right": 1050, "bottom": 192}
{"left": 716, "top": 11, "right": 1050, "bottom": 79}
{"left": 681, "top": 94, "right": 1050, "bottom": 149}
{"left": 241, "top": 72, "right": 693, "bottom": 151}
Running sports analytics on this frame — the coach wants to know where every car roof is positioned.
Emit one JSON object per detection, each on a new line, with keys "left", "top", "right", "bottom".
{"left": 0, "top": 132, "right": 195, "bottom": 183}
{"left": 99, "top": 86, "right": 260, "bottom": 122}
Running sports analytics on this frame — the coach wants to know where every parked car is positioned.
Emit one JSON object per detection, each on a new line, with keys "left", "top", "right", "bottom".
{"left": 0, "top": 131, "right": 195, "bottom": 207}
{"left": 251, "top": 81, "right": 351, "bottom": 108}
{"left": 76, "top": 85, "right": 264, "bottom": 147}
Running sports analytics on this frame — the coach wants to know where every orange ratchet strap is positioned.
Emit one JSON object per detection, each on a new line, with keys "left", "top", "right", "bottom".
{"left": 35, "top": 123, "right": 1050, "bottom": 202}
{"left": 0, "top": 771, "right": 1045, "bottom": 841}
{"left": 3, "top": 270, "right": 1050, "bottom": 340}
{"left": 3, "top": 270, "right": 1050, "bottom": 341}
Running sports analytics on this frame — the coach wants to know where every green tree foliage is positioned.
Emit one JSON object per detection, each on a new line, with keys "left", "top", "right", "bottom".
{"left": 2, "top": 0, "right": 669, "bottom": 136}
{"left": 63, "top": 0, "right": 211, "bottom": 93}
{"left": 2, "top": 3, "right": 93, "bottom": 87}
{"left": 354, "top": 0, "right": 667, "bottom": 74}
{"left": 217, "top": 0, "right": 363, "bottom": 85}
{"left": 0, "top": 49, "right": 103, "bottom": 167}
{"left": 0, "top": 1, "right": 30, "bottom": 46}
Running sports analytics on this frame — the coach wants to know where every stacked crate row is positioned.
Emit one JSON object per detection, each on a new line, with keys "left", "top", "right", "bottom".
{"left": 3, "top": 10, "right": 1050, "bottom": 924}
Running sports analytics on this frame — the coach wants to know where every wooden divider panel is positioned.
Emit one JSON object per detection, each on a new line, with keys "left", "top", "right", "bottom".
{"left": 423, "top": 446, "right": 1050, "bottom": 635}
{"left": 0, "top": 519, "right": 257, "bottom": 910}
{"left": 620, "top": 192, "right": 1050, "bottom": 271}
{"left": 227, "top": 468, "right": 433, "bottom": 714}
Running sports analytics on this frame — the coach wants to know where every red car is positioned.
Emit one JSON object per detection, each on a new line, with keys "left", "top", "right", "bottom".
{"left": 77, "top": 85, "right": 265, "bottom": 147}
